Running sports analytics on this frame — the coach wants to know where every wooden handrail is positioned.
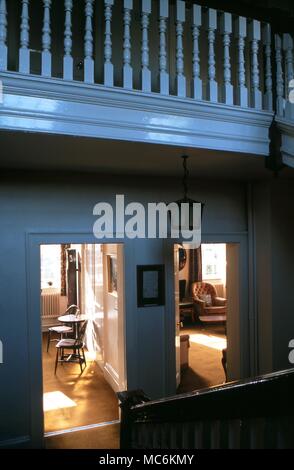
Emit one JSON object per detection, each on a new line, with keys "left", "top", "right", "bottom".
{"left": 118, "top": 368, "right": 294, "bottom": 449}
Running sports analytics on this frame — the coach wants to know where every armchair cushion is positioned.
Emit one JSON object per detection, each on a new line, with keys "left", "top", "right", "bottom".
{"left": 191, "top": 281, "right": 227, "bottom": 322}
{"left": 199, "top": 294, "right": 212, "bottom": 306}
{"left": 193, "top": 298, "right": 206, "bottom": 316}
{"left": 214, "top": 296, "right": 226, "bottom": 306}
{"left": 203, "top": 305, "right": 226, "bottom": 315}
{"left": 194, "top": 298, "right": 205, "bottom": 307}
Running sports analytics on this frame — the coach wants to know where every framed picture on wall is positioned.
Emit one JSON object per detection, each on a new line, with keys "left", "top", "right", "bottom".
{"left": 107, "top": 255, "right": 118, "bottom": 294}
{"left": 137, "top": 265, "right": 165, "bottom": 307}
{"left": 179, "top": 247, "right": 187, "bottom": 271}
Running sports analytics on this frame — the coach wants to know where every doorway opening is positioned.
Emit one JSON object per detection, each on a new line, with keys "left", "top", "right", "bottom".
{"left": 174, "top": 243, "right": 239, "bottom": 393}
{"left": 40, "top": 243, "right": 126, "bottom": 438}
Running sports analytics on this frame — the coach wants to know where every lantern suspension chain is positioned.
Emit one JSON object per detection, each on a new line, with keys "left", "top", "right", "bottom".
{"left": 182, "top": 155, "right": 189, "bottom": 201}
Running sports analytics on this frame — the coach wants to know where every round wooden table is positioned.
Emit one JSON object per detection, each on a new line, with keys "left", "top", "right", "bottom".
{"left": 58, "top": 314, "right": 87, "bottom": 339}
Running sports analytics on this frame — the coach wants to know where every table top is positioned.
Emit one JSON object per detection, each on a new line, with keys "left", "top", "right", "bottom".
{"left": 179, "top": 300, "right": 194, "bottom": 307}
{"left": 58, "top": 314, "right": 88, "bottom": 323}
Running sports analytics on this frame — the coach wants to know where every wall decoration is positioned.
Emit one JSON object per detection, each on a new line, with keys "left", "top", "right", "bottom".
{"left": 61, "top": 243, "right": 70, "bottom": 296}
{"left": 107, "top": 255, "right": 118, "bottom": 294}
{"left": 179, "top": 247, "right": 187, "bottom": 271}
{"left": 137, "top": 265, "right": 165, "bottom": 307}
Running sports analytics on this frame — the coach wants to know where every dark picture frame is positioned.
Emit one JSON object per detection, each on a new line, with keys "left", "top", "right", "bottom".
{"left": 107, "top": 255, "right": 118, "bottom": 294}
{"left": 137, "top": 264, "right": 165, "bottom": 307}
{"left": 179, "top": 247, "right": 187, "bottom": 271}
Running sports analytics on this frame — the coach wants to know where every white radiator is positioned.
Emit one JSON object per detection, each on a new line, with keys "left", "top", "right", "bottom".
{"left": 41, "top": 288, "right": 60, "bottom": 318}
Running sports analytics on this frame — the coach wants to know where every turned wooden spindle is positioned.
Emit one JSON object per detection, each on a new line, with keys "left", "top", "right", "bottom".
{"left": 123, "top": 0, "right": 133, "bottom": 89}
{"left": 262, "top": 24, "right": 273, "bottom": 111}
{"left": 104, "top": 0, "right": 114, "bottom": 87}
{"left": 235, "top": 16, "right": 248, "bottom": 107}
{"left": 220, "top": 12, "right": 233, "bottom": 105}
{"left": 63, "top": 0, "right": 73, "bottom": 80}
{"left": 275, "top": 34, "right": 284, "bottom": 117}
{"left": 176, "top": 0, "right": 186, "bottom": 98}
{"left": 19, "top": 0, "right": 30, "bottom": 74}
{"left": 206, "top": 8, "right": 218, "bottom": 102}
{"left": 141, "top": 0, "right": 151, "bottom": 92}
{"left": 41, "top": 0, "right": 52, "bottom": 77}
{"left": 283, "top": 33, "right": 294, "bottom": 119}
{"left": 84, "top": 0, "right": 94, "bottom": 83}
{"left": 191, "top": 4, "right": 202, "bottom": 100}
{"left": 249, "top": 20, "right": 262, "bottom": 109}
{"left": 159, "top": 0, "right": 169, "bottom": 95}
{"left": 0, "top": 0, "right": 7, "bottom": 71}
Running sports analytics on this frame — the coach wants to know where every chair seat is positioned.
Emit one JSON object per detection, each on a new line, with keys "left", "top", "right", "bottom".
{"left": 199, "top": 315, "right": 226, "bottom": 322}
{"left": 56, "top": 338, "right": 84, "bottom": 349}
{"left": 203, "top": 306, "right": 226, "bottom": 315}
{"left": 54, "top": 319, "right": 88, "bottom": 374}
{"left": 49, "top": 325, "right": 73, "bottom": 333}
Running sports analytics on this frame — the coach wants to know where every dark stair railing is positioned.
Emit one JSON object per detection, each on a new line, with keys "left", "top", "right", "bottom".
{"left": 117, "top": 368, "right": 294, "bottom": 449}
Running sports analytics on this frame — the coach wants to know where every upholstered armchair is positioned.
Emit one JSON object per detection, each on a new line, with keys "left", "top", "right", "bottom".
{"left": 191, "top": 282, "right": 227, "bottom": 322}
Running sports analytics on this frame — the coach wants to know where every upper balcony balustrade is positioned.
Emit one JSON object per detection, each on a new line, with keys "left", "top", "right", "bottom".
{"left": 274, "top": 33, "right": 294, "bottom": 168}
{"left": 0, "top": 0, "right": 293, "bottom": 157}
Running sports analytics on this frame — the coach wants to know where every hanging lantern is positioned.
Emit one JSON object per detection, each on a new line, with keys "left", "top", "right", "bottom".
{"left": 175, "top": 155, "right": 204, "bottom": 232}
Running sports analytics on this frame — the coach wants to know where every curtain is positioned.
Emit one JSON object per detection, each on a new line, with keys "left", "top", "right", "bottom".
{"left": 60, "top": 244, "right": 70, "bottom": 296}
{"left": 189, "top": 247, "right": 202, "bottom": 293}
{"left": 80, "top": 244, "right": 104, "bottom": 363}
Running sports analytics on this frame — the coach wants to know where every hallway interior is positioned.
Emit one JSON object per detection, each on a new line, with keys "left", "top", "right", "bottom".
{"left": 178, "top": 323, "right": 227, "bottom": 393}
{"left": 42, "top": 333, "right": 119, "bottom": 435}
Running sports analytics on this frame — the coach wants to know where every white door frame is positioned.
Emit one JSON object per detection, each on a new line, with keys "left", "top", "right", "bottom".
{"left": 102, "top": 243, "right": 126, "bottom": 392}
{"left": 164, "top": 232, "right": 251, "bottom": 396}
{"left": 25, "top": 231, "right": 130, "bottom": 448}
{"left": 173, "top": 244, "right": 181, "bottom": 388}
{"left": 200, "top": 233, "right": 250, "bottom": 381}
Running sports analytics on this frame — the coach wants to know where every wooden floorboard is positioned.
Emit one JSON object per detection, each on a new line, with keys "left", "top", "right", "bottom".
{"left": 45, "top": 423, "right": 120, "bottom": 449}
{"left": 42, "top": 333, "right": 119, "bottom": 435}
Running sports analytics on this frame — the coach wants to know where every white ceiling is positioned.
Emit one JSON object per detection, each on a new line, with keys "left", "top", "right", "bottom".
{"left": 1, "top": 130, "right": 293, "bottom": 181}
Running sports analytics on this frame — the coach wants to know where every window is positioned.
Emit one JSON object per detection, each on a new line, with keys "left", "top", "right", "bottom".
{"left": 40, "top": 245, "right": 61, "bottom": 290}
{"left": 201, "top": 244, "right": 226, "bottom": 283}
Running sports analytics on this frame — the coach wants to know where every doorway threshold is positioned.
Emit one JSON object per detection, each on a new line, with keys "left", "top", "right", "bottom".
{"left": 44, "top": 419, "right": 120, "bottom": 438}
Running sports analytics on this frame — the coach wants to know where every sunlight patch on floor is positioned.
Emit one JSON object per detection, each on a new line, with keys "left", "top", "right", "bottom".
{"left": 85, "top": 350, "right": 97, "bottom": 361}
{"left": 189, "top": 333, "right": 227, "bottom": 351}
{"left": 43, "top": 391, "right": 77, "bottom": 412}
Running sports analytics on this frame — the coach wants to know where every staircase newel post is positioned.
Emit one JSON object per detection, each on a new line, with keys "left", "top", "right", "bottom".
{"left": 117, "top": 390, "right": 150, "bottom": 449}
